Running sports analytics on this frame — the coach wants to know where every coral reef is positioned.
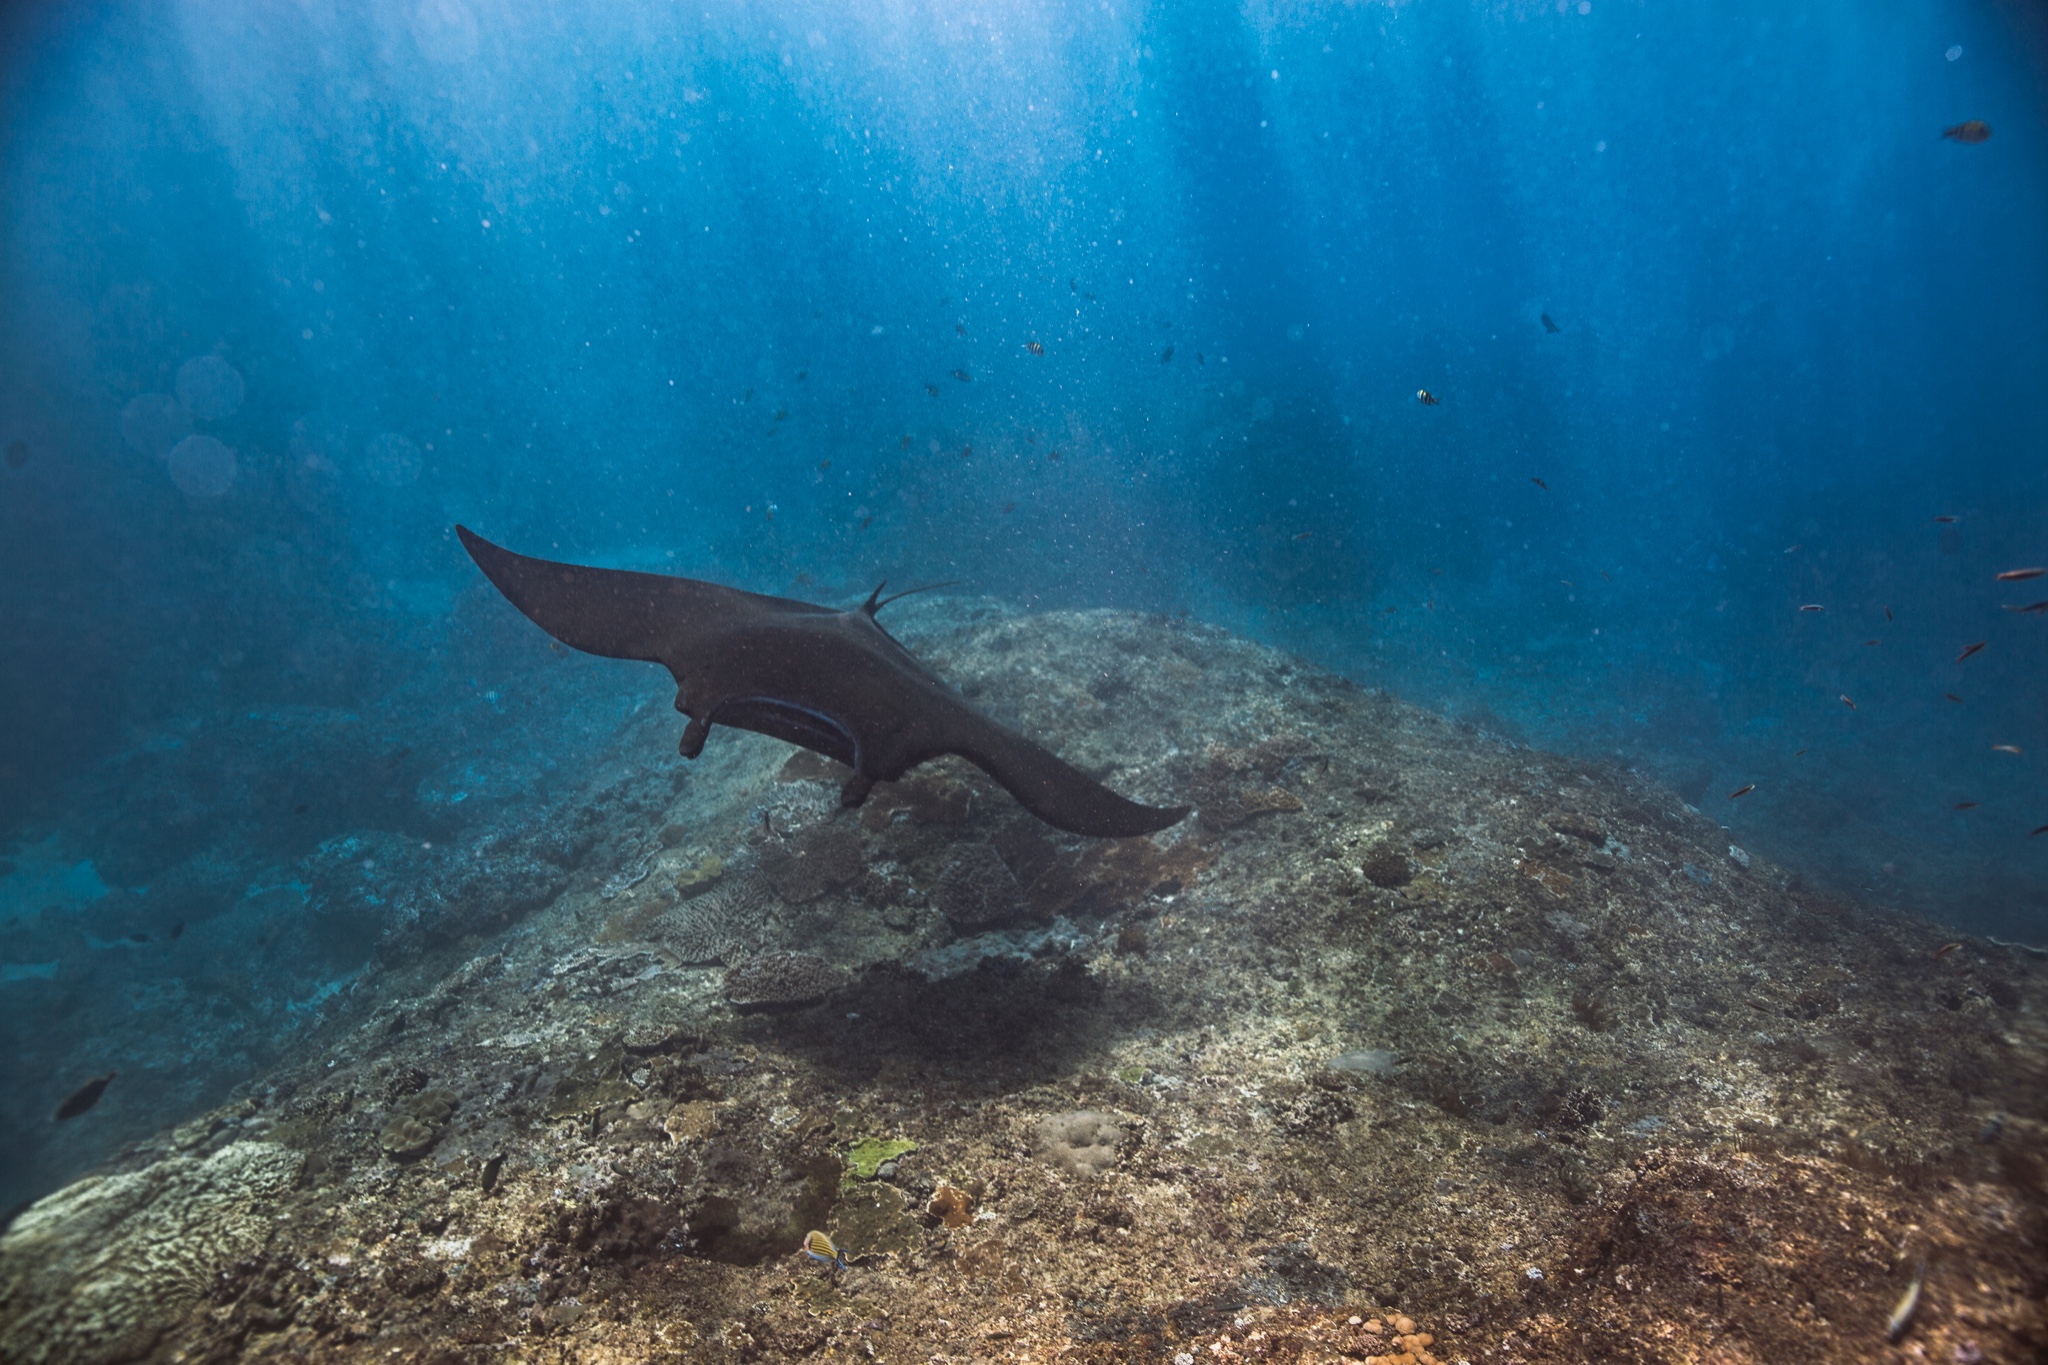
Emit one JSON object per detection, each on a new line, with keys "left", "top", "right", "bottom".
{"left": 0, "top": 1142, "right": 302, "bottom": 1365}
{"left": 3, "top": 602, "right": 2045, "bottom": 1365}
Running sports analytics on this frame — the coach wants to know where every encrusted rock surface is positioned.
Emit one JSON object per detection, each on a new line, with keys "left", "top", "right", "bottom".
{"left": 2, "top": 602, "right": 2044, "bottom": 1364}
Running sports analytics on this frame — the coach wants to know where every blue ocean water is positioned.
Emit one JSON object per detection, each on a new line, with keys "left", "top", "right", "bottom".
{"left": 0, "top": 0, "right": 2042, "bottom": 1202}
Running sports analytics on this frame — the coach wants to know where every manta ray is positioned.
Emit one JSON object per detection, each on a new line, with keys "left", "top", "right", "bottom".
{"left": 456, "top": 527, "right": 1189, "bottom": 838}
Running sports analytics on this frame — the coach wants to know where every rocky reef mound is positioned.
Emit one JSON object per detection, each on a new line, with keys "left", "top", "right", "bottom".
{"left": 3, "top": 603, "right": 2044, "bottom": 1364}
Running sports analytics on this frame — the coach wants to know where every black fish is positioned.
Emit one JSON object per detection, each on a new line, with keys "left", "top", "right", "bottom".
{"left": 56, "top": 1072, "right": 115, "bottom": 1121}
{"left": 456, "top": 528, "right": 1189, "bottom": 837}
{"left": 1160, "top": 345, "right": 1174, "bottom": 363}
{"left": 169, "top": 921, "right": 185, "bottom": 940}
{"left": 923, "top": 383, "right": 939, "bottom": 396}
{"left": 950, "top": 369, "right": 971, "bottom": 382}
{"left": 1541, "top": 313, "right": 1561, "bottom": 334}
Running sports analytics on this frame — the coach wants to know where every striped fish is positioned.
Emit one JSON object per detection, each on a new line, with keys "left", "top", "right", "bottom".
{"left": 803, "top": 1230, "right": 849, "bottom": 1270}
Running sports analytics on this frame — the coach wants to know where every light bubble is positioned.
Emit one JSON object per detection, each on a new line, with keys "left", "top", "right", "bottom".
{"left": 166, "top": 434, "right": 236, "bottom": 497}
{"left": 362, "top": 431, "right": 423, "bottom": 488}
{"left": 1946, "top": 44, "right": 1962, "bottom": 61}
{"left": 121, "top": 393, "right": 191, "bottom": 459}
{"left": 175, "top": 355, "right": 245, "bottom": 420}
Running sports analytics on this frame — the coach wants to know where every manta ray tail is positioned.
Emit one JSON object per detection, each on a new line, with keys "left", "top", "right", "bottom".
{"left": 951, "top": 725, "right": 1190, "bottom": 839}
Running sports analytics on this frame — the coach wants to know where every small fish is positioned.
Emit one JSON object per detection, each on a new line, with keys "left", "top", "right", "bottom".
{"left": 803, "top": 1229, "right": 850, "bottom": 1269}
{"left": 1069, "top": 277, "right": 1077, "bottom": 292}
{"left": 1728, "top": 784, "right": 1756, "bottom": 799}
{"left": 1001, "top": 501, "right": 1015, "bottom": 513}
{"left": 1993, "top": 744, "right": 2022, "bottom": 754}
{"left": 1932, "top": 941, "right": 1963, "bottom": 959}
{"left": 1841, "top": 694, "right": 1857, "bottom": 709}
{"left": 1942, "top": 120, "right": 1991, "bottom": 143}
{"left": 955, "top": 323, "right": 965, "bottom": 336}
{"left": 1541, "top": 313, "right": 1561, "bottom": 334}
{"left": 1995, "top": 567, "right": 2045, "bottom": 581}
{"left": 1956, "top": 641, "right": 1986, "bottom": 662}
{"left": 1026, "top": 341, "right": 1044, "bottom": 356}
{"left": 923, "top": 383, "right": 939, "bottom": 396}
{"left": 900, "top": 435, "right": 911, "bottom": 449}
{"left": 1416, "top": 389, "right": 1439, "bottom": 406}
{"left": 2030, "top": 823, "right": 2048, "bottom": 838}
{"left": 1784, "top": 544, "right": 1801, "bottom": 554}
{"left": 1884, "top": 606, "right": 1894, "bottom": 621}
{"left": 1945, "top": 693, "right": 1963, "bottom": 703}
{"left": 1799, "top": 604, "right": 1825, "bottom": 612}
{"left": 1531, "top": 476, "right": 1548, "bottom": 490}
{"left": 55, "top": 1072, "right": 116, "bottom": 1121}
{"left": 1160, "top": 345, "right": 1174, "bottom": 363}
{"left": 1560, "top": 579, "right": 1574, "bottom": 588}
{"left": 3, "top": 439, "right": 26, "bottom": 470}
{"left": 1886, "top": 1264, "right": 1925, "bottom": 1343}
{"left": 1954, "top": 802, "right": 1978, "bottom": 810}
{"left": 1292, "top": 531, "right": 1313, "bottom": 541}
{"left": 1600, "top": 571, "right": 1611, "bottom": 582}
{"left": 1047, "top": 450, "right": 1062, "bottom": 462}
{"left": 817, "top": 460, "right": 831, "bottom": 471}
{"left": 960, "top": 445, "right": 972, "bottom": 459}
{"left": 1794, "top": 748, "right": 1808, "bottom": 756}
{"left": 2002, "top": 601, "right": 2048, "bottom": 614}
{"left": 950, "top": 369, "right": 971, "bottom": 383}
{"left": 1933, "top": 515, "right": 1958, "bottom": 524}
{"left": 1863, "top": 639, "right": 1880, "bottom": 646}
{"left": 169, "top": 921, "right": 184, "bottom": 940}
{"left": 1384, "top": 606, "right": 1399, "bottom": 614}
{"left": 1196, "top": 352, "right": 1205, "bottom": 364}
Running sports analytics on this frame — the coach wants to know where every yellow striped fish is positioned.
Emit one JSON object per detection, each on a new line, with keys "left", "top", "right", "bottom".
{"left": 802, "top": 1230, "right": 849, "bottom": 1270}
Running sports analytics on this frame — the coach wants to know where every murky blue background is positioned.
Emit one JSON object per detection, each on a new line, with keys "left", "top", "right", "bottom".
{"left": 0, "top": 0, "right": 2044, "bottom": 1201}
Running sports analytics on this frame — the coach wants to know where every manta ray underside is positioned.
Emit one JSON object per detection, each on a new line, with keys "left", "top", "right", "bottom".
{"left": 455, "top": 526, "right": 1189, "bottom": 838}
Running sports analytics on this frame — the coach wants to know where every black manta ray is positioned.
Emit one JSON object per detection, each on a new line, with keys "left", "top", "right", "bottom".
{"left": 456, "top": 527, "right": 1189, "bottom": 838}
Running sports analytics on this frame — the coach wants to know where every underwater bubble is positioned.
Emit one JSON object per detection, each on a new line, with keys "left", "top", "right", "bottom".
{"left": 175, "top": 355, "right": 245, "bottom": 421}
{"left": 120, "top": 393, "right": 191, "bottom": 459}
{"left": 165, "top": 434, "right": 236, "bottom": 497}
{"left": 362, "top": 431, "right": 423, "bottom": 488}
{"left": 1946, "top": 45, "right": 1962, "bottom": 61}
{"left": 289, "top": 413, "right": 348, "bottom": 469}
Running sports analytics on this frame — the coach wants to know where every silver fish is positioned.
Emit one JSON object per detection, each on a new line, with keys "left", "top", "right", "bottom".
{"left": 1886, "top": 1263, "right": 1925, "bottom": 1343}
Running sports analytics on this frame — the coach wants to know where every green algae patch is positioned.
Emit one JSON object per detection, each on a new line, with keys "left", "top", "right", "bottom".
{"left": 673, "top": 853, "right": 724, "bottom": 892}
{"left": 842, "top": 1137, "right": 916, "bottom": 1184}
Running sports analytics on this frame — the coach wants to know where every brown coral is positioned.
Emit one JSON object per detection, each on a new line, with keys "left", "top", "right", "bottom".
{"left": 932, "top": 844, "right": 1028, "bottom": 929}
{"left": 656, "top": 874, "right": 770, "bottom": 964}
{"left": 1190, "top": 735, "right": 1318, "bottom": 829}
{"left": 760, "top": 826, "right": 863, "bottom": 903}
{"left": 721, "top": 951, "right": 849, "bottom": 1009}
